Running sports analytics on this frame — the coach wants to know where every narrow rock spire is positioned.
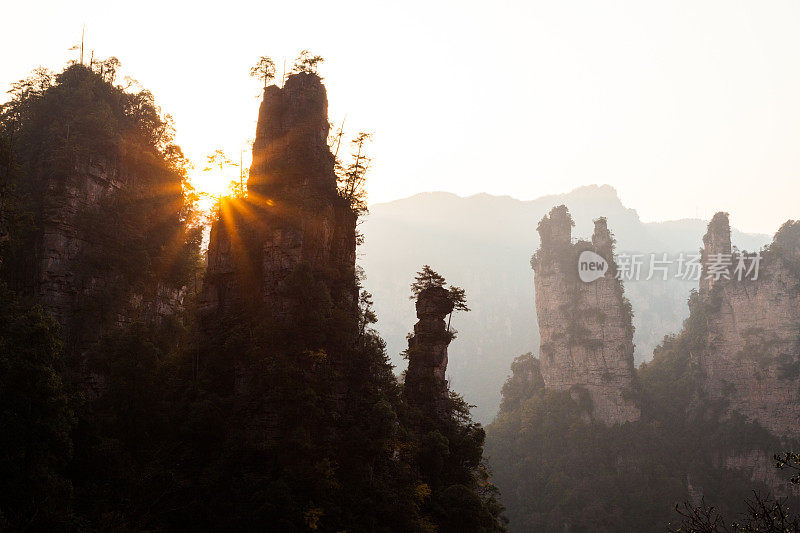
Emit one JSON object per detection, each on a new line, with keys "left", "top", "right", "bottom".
{"left": 700, "top": 211, "right": 732, "bottom": 295}
{"left": 404, "top": 286, "right": 455, "bottom": 415}
{"left": 200, "top": 72, "right": 356, "bottom": 322}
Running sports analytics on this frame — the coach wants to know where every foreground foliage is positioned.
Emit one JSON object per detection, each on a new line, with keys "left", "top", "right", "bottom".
{"left": 0, "top": 61, "right": 505, "bottom": 531}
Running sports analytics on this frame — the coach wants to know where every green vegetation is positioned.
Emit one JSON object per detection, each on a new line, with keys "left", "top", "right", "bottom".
{"left": 766, "top": 220, "right": 800, "bottom": 278}
{"left": 0, "top": 285, "right": 74, "bottom": 530}
{"left": 487, "top": 288, "right": 799, "bottom": 532}
{"left": 0, "top": 60, "right": 504, "bottom": 531}
{"left": 409, "top": 265, "right": 471, "bottom": 334}
{"left": 335, "top": 131, "right": 372, "bottom": 215}
{"left": 670, "top": 453, "right": 800, "bottom": 532}
{"left": 250, "top": 55, "right": 277, "bottom": 89}
{"left": 404, "top": 270, "right": 504, "bottom": 531}
{"left": 292, "top": 50, "right": 325, "bottom": 75}
{"left": 0, "top": 60, "right": 201, "bottom": 350}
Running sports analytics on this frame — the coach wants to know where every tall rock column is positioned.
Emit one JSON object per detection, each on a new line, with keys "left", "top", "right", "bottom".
{"left": 531, "top": 205, "right": 640, "bottom": 425}
{"left": 700, "top": 212, "right": 732, "bottom": 296}
{"left": 404, "top": 286, "right": 455, "bottom": 415}
{"left": 699, "top": 212, "right": 800, "bottom": 441}
{"left": 200, "top": 72, "right": 357, "bottom": 323}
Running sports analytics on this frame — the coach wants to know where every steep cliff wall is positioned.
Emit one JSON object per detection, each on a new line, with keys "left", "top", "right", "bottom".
{"left": 200, "top": 72, "right": 356, "bottom": 322}
{"left": 699, "top": 213, "right": 800, "bottom": 441}
{"left": 531, "top": 205, "right": 640, "bottom": 425}
{"left": 37, "top": 161, "right": 124, "bottom": 327}
{"left": 404, "top": 286, "right": 454, "bottom": 414}
{"left": 35, "top": 159, "right": 188, "bottom": 359}
{"left": 0, "top": 65, "right": 192, "bottom": 357}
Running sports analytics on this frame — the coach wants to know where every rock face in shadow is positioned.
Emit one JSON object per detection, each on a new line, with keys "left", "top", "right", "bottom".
{"left": 531, "top": 205, "right": 640, "bottom": 425}
{"left": 699, "top": 212, "right": 800, "bottom": 441}
{"left": 200, "top": 72, "right": 356, "bottom": 323}
{"left": 38, "top": 161, "right": 124, "bottom": 328}
{"left": 404, "top": 286, "right": 455, "bottom": 415}
{"left": 24, "top": 158, "right": 184, "bottom": 357}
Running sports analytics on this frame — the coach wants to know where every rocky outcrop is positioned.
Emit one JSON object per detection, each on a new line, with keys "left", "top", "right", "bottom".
{"left": 404, "top": 286, "right": 455, "bottom": 414}
{"left": 700, "top": 212, "right": 733, "bottom": 296}
{"left": 1, "top": 66, "right": 190, "bottom": 356}
{"left": 531, "top": 205, "right": 640, "bottom": 425}
{"left": 37, "top": 161, "right": 123, "bottom": 327}
{"left": 200, "top": 72, "right": 356, "bottom": 323}
{"left": 721, "top": 449, "right": 799, "bottom": 498}
{"left": 26, "top": 159, "right": 184, "bottom": 355}
{"left": 698, "top": 212, "right": 800, "bottom": 441}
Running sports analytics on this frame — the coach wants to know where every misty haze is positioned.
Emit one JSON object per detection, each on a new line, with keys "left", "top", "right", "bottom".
{"left": 2, "top": 2, "right": 800, "bottom": 532}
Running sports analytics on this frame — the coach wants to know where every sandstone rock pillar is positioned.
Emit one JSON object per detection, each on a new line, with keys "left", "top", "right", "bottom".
{"left": 699, "top": 212, "right": 800, "bottom": 441}
{"left": 199, "top": 72, "right": 356, "bottom": 323}
{"left": 531, "top": 206, "right": 640, "bottom": 425}
{"left": 404, "top": 286, "right": 455, "bottom": 415}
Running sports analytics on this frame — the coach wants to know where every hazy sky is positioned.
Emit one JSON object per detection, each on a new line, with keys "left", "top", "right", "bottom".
{"left": 3, "top": 0, "right": 800, "bottom": 234}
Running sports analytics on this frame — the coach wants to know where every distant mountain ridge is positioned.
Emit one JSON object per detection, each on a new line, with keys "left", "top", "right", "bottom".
{"left": 359, "top": 185, "right": 770, "bottom": 421}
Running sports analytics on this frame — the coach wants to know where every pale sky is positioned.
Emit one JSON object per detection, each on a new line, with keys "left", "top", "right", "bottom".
{"left": 3, "top": 0, "right": 800, "bottom": 234}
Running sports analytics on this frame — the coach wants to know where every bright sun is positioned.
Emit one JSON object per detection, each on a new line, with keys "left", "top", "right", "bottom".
{"left": 190, "top": 171, "right": 230, "bottom": 198}
{"left": 187, "top": 149, "right": 252, "bottom": 212}
{"left": 189, "top": 171, "right": 230, "bottom": 213}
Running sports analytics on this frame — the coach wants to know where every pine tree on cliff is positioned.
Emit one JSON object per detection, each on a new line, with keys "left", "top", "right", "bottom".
{"left": 410, "top": 265, "right": 471, "bottom": 332}
{"left": 336, "top": 131, "right": 372, "bottom": 214}
{"left": 404, "top": 266, "right": 506, "bottom": 531}
{"left": 249, "top": 55, "right": 276, "bottom": 90}
{"left": 292, "top": 50, "right": 324, "bottom": 75}
{"left": 411, "top": 264, "right": 447, "bottom": 295}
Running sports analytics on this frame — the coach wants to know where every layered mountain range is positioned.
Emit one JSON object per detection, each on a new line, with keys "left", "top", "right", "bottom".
{"left": 360, "top": 186, "right": 769, "bottom": 421}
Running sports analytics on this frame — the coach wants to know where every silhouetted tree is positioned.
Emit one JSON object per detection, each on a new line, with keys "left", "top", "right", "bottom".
{"left": 671, "top": 492, "right": 800, "bottom": 532}
{"left": 668, "top": 451, "right": 800, "bottom": 532}
{"left": 336, "top": 131, "right": 372, "bottom": 214}
{"left": 411, "top": 265, "right": 447, "bottom": 297}
{"left": 446, "top": 285, "right": 470, "bottom": 331}
{"left": 409, "top": 267, "right": 470, "bottom": 331}
{"left": 292, "top": 50, "right": 324, "bottom": 75}
{"left": 249, "top": 55, "right": 276, "bottom": 90}
{"left": 776, "top": 452, "right": 800, "bottom": 484}
{"left": 97, "top": 56, "right": 121, "bottom": 83}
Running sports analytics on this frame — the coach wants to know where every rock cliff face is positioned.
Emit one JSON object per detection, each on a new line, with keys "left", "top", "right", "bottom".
{"left": 404, "top": 286, "right": 455, "bottom": 414}
{"left": 200, "top": 72, "right": 356, "bottom": 322}
{"left": 26, "top": 159, "right": 184, "bottom": 355}
{"left": 531, "top": 205, "right": 640, "bottom": 425}
{"left": 38, "top": 161, "right": 124, "bottom": 327}
{"left": 721, "top": 449, "right": 798, "bottom": 497}
{"left": 698, "top": 212, "right": 800, "bottom": 441}
{"left": 0, "top": 66, "right": 193, "bottom": 357}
